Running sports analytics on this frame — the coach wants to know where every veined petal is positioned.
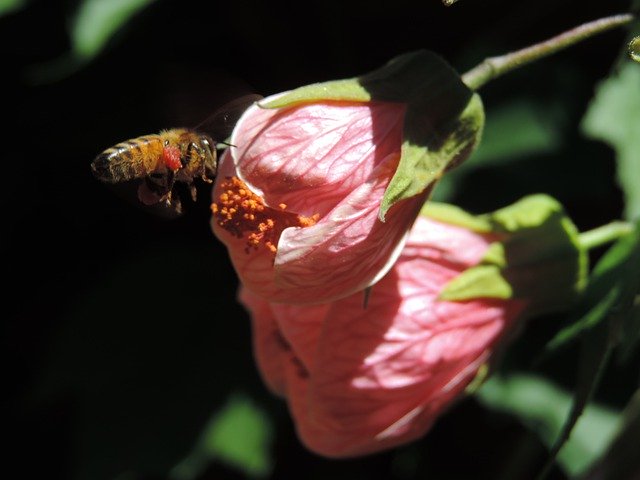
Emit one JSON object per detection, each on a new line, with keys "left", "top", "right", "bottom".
{"left": 243, "top": 216, "right": 527, "bottom": 457}
{"left": 273, "top": 153, "right": 426, "bottom": 303}
{"left": 240, "top": 286, "right": 327, "bottom": 379}
{"left": 238, "top": 196, "right": 586, "bottom": 458}
{"left": 211, "top": 62, "right": 481, "bottom": 304}
{"left": 231, "top": 99, "right": 406, "bottom": 219}
{"left": 239, "top": 286, "right": 289, "bottom": 397}
{"left": 298, "top": 219, "right": 525, "bottom": 456}
{"left": 213, "top": 130, "right": 423, "bottom": 304}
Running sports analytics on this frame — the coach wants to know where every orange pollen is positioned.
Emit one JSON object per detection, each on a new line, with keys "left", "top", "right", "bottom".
{"left": 211, "top": 176, "right": 320, "bottom": 255}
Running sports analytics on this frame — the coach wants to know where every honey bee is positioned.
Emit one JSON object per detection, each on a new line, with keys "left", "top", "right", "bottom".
{"left": 91, "top": 93, "right": 262, "bottom": 216}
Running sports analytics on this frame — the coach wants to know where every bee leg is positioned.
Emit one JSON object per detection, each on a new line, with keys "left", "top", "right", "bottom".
{"left": 138, "top": 172, "right": 173, "bottom": 205}
{"left": 201, "top": 172, "right": 214, "bottom": 183}
{"left": 164, "top": 190, "right": 183, "bottom": 215}
{"left": 184, "top": 141, "right": 207, "bottom": 171}
{"left": 187, "top": 141, "right": 215, "bottom": 184}
{"left": 189, "top": 184, "right": 198, "bottom": 202}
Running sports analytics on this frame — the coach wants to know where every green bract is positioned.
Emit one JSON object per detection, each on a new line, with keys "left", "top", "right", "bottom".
{"left": 261, "top": 50, "right": 485, "bottom": 220}
{"left": 430, "top": 195, "right": 588, "bottom": 317}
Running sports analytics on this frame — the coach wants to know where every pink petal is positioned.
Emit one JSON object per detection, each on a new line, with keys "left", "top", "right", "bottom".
{"left": 273, "top": 154, "right": 426, "bottom": 303}
{"left": 212, "top": 141, "right": 426, "bottom": 304}
{"left": 242, "top": 216, "right": 528, "bottom": 457}
{"left": 231, "top": 100, "right": 406, "bottom": 218}
{"left": 239, "top": 286, "right": 289, "bottom": 396}
{"left": 240, "top": 285, "right": 329, "bottom": 386}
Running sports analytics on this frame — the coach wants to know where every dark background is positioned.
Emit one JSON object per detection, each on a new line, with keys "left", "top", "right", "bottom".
{"left": 4, "top": 1, "right": 637, "bottom": 479}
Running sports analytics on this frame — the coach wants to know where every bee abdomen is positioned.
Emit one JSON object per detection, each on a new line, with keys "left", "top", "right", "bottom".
{"left": 91, "top": 135, "right": 162, "bottom": 183}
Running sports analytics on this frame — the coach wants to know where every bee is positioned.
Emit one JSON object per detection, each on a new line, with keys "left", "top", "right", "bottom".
{"left": 91, "top": 93, "right": 262, "bottom": 216}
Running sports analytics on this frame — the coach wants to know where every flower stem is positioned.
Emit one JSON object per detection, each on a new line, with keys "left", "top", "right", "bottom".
{"left": 462, "top": 14, "right": 634, "bottom": 90}
{"left": 578, "top": 221, "right": 635, "bottom": 251}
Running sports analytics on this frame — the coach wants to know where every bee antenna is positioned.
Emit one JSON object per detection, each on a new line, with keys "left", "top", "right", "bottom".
{"left": 216, "top": 140, "right": 236, "bottom": 150}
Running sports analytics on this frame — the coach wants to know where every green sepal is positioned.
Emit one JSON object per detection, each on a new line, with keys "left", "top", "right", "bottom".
{"left": 439, "top": 265, "right": 512, "bottom": 300}
{"left": 261, "top": 50, "right": 485, "bottom": 221}
{"left": 482, "top": 243, "right": 507, "bottom": 267}
{"left": 382, "top": 93, "right": 484, "bottom": 220}
{"left": 260, "top": 78, "right": 370, "bottom": 106}
{"left": 419, "top": 202, "right": 492, "bottom": 232}
{"left": 427, "top": 195, "right": 588, "bottom": 317}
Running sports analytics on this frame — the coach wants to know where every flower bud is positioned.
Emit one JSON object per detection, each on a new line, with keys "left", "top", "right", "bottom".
{"left": 211, "top": 51, "right": 484, "bottom": 304}
{"left": 240, "top": 195, "right": 586, "bottom": 457}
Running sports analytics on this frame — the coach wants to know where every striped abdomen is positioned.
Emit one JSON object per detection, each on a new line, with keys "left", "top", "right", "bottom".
{"left": 91, "top": 134, "right": 164, "bottom": 183}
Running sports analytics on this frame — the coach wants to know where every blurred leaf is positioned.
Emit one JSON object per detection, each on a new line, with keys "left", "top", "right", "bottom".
{"left": 171, "top": 394, "right": 273, "bottom": 479}
{"left": 434, "top": 99, "right": 565, "bottom": 201}
{"left": 0, "top": 0, "right": 26, "bottom": 17}
{"left": 471, "top": 99, "right": 564, "bottom": 166}
{"left": 545, "top": 223, "right": 640, "bottom": 352}
{"left": 581, "top": 63, "right": 640, "bottom": 221}
{"left": 580, "top": 390, "right": 640, "bottom": 480}
{"left": 533, "top": 224, "right": 640, "bottom": 479}
{"left": 71, "top": 0, "right": 158, "bottom": 60}
{"left": 477, "top": 374, "right": 621, "bottom": 477}
{"left": 535, "top": 321, "right": 612, "bottom": 480}
{"left": 617, "top": 301, "right": 640, "bottom": 362}
{"left": 26, "top": 0, "right": 158, "bottom": 83}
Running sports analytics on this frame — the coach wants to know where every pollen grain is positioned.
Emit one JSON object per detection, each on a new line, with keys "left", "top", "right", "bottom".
{"left": 211, "top": 176, "right": 319, "bottom": 255}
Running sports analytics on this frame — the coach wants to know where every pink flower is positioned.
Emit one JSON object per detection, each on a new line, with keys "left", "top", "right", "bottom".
{"left": 242, "top": 215, "right": 524, "bottom": 457}
{"left": 209, "top": 51, "right": 485, "bottom": 305}
{"left": 239, "top": 197, "right": 586, "bottom": 457}
{"left": 211, "top": 98, "right": 426, "bottom": 304}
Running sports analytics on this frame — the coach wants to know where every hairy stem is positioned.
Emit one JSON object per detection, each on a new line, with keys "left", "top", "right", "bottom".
{"left": 463, "top": 14, "right": 634, "bottom": 90}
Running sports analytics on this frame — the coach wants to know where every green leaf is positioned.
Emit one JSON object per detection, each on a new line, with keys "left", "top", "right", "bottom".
{"left": 27, "top": 0, "right": 158, "bottom": 83}
{"left": 545, "top": 287, "right": 620, "bottom": 352}
{"left": 476, "top": 374, "right": 621, "bottom": 477}
{"left": 71, "top": 0, "right": 157, "bottom": 60}
{"left": 0, "top": 0, "right": 27, "bottom": 17}
{"left": 535, "top": 320, "right": 613, "bottom": 480}
{"left": 617, "top": 302, "right": 640, "bottom": 362}
{"left": 581, "top": 390, "right": 640, "bottom": 480}
{"left": 171, "top": 394, "right": 273, "bottom": 479}
{"left": 433, "top": 98, "right": 565, "bottom": 202}
{"left": 465, "top": 99, "right": 564, "bottom": 167}
{"left": 581, "top": 63, "right": 640, "bottom": 221}
{"left": 536, "top": 224, "right": 640, "bottom": 480}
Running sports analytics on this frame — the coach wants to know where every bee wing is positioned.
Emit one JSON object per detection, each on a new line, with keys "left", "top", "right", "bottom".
{"left": 94, "top": 180, "right": 180, "bottom": 219}
{"left": 194, "top": 93, "right": 263, "bottom": 141}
